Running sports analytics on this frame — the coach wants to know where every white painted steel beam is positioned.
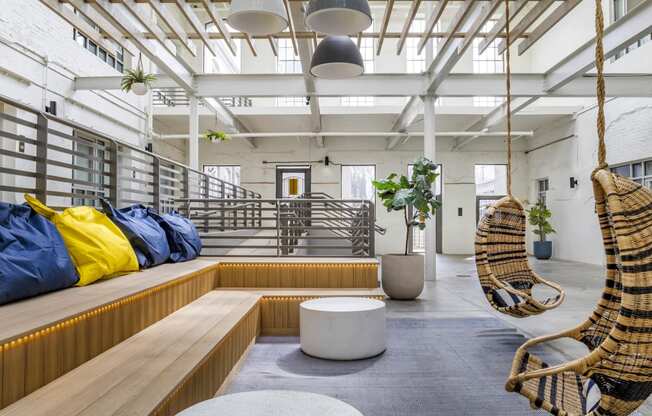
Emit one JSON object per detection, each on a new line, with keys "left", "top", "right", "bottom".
{"left": 159, "top": 131, "right": 534, "bottom": 140}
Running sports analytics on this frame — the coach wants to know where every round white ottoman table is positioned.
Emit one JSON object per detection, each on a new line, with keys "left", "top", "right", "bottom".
{"left": 176, "top": 390, "right": 364, "bottom": 416}
{"left": 300, "top": 297, "right": 386, "bottom": 360}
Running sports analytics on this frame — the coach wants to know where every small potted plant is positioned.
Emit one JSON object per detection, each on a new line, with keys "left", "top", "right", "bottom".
{"left": 527, "top": 201, "right": 555, "bottom": 260}
{"left": 372, "top": 157, "right": 440, "bottom": 300}
{"left": 202, "top": 130, "right": 231, "bottom": 143}
{"left": 121, "top": 55, "right": 156, "bottom": 96}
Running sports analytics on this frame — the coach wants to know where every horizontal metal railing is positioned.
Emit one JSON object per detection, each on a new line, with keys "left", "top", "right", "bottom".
{"left": 177, "top": 198, "right": 376, "bottom": 257}
{"left": 0, "top": 93, "right": 260, "bottom": 213}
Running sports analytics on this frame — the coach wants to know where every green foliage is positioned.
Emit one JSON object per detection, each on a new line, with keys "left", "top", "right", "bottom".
{"left": 372, "top": 157, "right": 441, "bottom": 255}
{"left": 120, "top": 68, "right": 157, "bottom": 93}
{"left": 202, "top": 130, "right": 231, "bottom": 143}
{"left": 527, "top": 201, "right": 556, "bottom": 242}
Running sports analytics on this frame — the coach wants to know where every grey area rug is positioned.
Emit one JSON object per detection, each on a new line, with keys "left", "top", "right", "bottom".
{"left": 226, "top": 318, "right": 565, "bottom": 416}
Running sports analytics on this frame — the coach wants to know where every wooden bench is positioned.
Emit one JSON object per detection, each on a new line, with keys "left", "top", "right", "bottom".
{"left": 0, "top": 291, "right": 260, "bottom": 416}
{"left": 0, "top": 259, "right": 220, "bottom": 408}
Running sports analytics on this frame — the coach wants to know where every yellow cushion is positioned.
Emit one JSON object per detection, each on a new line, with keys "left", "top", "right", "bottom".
{"left": 24, "top": 195, "right": 139, "bottom": 286}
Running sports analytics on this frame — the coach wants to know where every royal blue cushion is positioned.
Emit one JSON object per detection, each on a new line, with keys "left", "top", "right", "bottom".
{"left": 101, "top": 200, "right": 170, "bottom": 269}
{"left": 0, "top": 202, "right": 78, "bottom": 305}
{"left": 149, "top": 210, "right": 202, "bottom": 263}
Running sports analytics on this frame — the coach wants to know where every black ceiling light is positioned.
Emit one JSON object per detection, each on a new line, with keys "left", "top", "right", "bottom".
{"left": 305, "top": 0, "right": 372, "bottom": 36}
{"left": 310, "top": 36, "right": 364, "bottom": 79}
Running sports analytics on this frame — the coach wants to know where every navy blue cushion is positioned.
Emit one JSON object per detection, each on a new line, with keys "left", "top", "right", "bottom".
{"left": 101, "top": 200, "right": 170, "bottom": 269}
{"left": 149, "top": 210, "right": 202, "bottom": 262}
{"left": 0, "top": 202, "right": 78, "bottom": 305}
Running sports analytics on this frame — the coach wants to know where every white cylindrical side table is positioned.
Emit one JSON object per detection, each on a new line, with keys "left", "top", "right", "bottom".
{"left": 176, "top": 390, "right": 364, "bottom": 416}
{"left": 300, "top": 297, "right": 386, "bottom": 360}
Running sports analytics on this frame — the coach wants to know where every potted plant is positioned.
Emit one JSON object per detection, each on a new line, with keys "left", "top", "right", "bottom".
{"left": 527, "top": 201, "right": 555, "bottom": 260}
{"left": 372, "top": 157, "right": 440, "bottom": 300}
{"left": 121, "top": 55, "right": 156, "bottom": 96}
{"left": 202, "top": 130, "right": 231, "bottom": 143}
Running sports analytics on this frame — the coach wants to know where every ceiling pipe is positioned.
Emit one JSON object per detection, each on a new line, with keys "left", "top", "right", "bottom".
{"left": 157, "top": 131, "right": 534, "bottom": 139}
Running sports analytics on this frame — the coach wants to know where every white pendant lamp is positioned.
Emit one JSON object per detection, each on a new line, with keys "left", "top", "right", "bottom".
{"left": 227, "top": 0, "right": 289, "bottom": 36}
{"left": 310, "top": 36, "right": 364, "bottom": 79}
{"left": 305, "top": 0, "right": 372, "bottom": 36}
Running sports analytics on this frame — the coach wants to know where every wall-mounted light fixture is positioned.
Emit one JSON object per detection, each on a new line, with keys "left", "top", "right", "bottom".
{"left": 570, "top": 177, "right": 579, "bottom": 189}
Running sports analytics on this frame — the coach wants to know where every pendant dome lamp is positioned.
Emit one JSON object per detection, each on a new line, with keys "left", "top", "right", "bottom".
{"left": 310, "top": 36, "right": 364, "bottom": 79}
{"left": 227, "top": 0, "right": 289, "bottom": 36}
{"left": 305, "top": 0, "right": 372, "bottom": 36}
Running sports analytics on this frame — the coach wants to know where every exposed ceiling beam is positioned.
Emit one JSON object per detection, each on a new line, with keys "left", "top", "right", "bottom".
{"left": 477, "top": 0, "right": 528, "bottom": 55}
{"left": 283, "top": 0, "right": 299, "bottom": 55}
{"left": 160, "top": 131, "right": 535, "bottom": 139}
{"left": 140, "top": 30, "right": 528, "bottom": 40}
{"left": 396, "top": 0, "right": 422, "bottom": 55}
{"left": 121, "top": 0, "right": 194, "bottom": 73}
{"left": 39, "top": 0, "right": 131, "bottom": 57}
{"left": 88, "top": 0, "right": 195, "bottom": 91}
{"left": 451, "top": 97, "right": 538, "bottom": 150}
{"left": 496, "top": 0, "right": 555, "bottom": 54}
{"left": 518, "top": 0, "right": 581, "bottom": 55}
{"left": 147, "top": 0, "right": 197, "bottom": 57}
{"left": 544, "top": 0, "right": 652, "bottom": 92}
{"left": 200, "top": 0, "right": 237, "bottom": 56}
{"left": 268, "top": 36, "right": 279, "bottom": 56}
{"left": 386, "top": 96, "right": 421, "bottom": 149}
{"left": 74, "top": 73, "right": 652, "bottom": 98}
{"left": 55, "top": 0, "right": 138, "bottom": 57}
{"left": 174, "top": 0, "right": 218, "bottom": 57}
{"left": 377, "top": 0, "right": 395, "bottom": 55}
{"left": 243, "top": 34, "right": 258, "bottom": 56}
{"left": 417, "top": 0, "right": 449, "bottom": 53}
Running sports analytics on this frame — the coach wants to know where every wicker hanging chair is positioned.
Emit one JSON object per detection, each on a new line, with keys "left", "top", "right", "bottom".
{"left": 475, "top": 197, "right": 565, "bottom": 318}
{"left": 506, "top": 1, "right": 652, "bottom": 415}
{"left": 473, "top": 0, "right": 565, "bottom": 318}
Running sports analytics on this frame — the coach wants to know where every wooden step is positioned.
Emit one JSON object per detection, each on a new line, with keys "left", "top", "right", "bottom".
{"left": 0, "top": 259, "right": 220, "bottom": 409}
{"left": 0, "top": 291, "right": 260, "bottom": 416}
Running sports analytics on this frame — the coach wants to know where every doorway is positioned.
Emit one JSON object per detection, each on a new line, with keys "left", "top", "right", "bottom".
{"left": 276, "top": 166, "right": 311, "bottom": 198}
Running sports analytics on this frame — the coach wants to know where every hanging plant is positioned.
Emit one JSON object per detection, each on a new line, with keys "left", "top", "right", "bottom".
{"left": 202, "top": 130, "right": 231, "bottom": 143}
{"left": 121, "top": 54, "right": 156, "bottom": 96}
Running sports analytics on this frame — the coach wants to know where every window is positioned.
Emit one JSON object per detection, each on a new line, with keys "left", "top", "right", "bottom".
{"left": 537, "top": 178, "right": 550, "bottom": 206}
{"left": 613, "top": 0, "right": 651, "bottom": 59}
{"left": 611, "top": 159, "right": 652, "bottom": 189}
{"left": 475, "top": 165, "right": 507, "bottom": 221}
{"left": 342, "top": 30, "right": 374, "bottom": 106}
{"left": 204, "top": 165, "right": 241, "bottom": 186}
{"left": 472, "top": 19, "right": 504, "bottom": 107}
{"left": 406, "top": 18, "right": 426, "bottom": 74}
{"left": 71, "top": 134, "right": 106, "bottom": 207}
{"left": 408, "top": 163, "right": 442, "bottom": 253}
{"left": 276, "top": 38, "right": 305, "bottom": 106}
{"left": 204, "top": 22, "right": 241, "bottom": 73}
{"left": 341, "top": 165, "right": 376, "bottom": 201}
{"left": 73, "top": 27, "right": 124, "bottom": 73}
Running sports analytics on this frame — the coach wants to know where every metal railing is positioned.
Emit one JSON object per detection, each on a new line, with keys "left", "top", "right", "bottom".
{"left": 177, "top": 198, "right": 376, "bottom": 257}
{"left": 0, "top": 93, "right": 260, "bottom": 212}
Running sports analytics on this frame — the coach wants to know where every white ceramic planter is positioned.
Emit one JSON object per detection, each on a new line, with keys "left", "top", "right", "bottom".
{"left": 381, "top": 254, "right": 424, "bottom": 300}
{"left": 131, "top": 83, "right": 148, "bottom": 96}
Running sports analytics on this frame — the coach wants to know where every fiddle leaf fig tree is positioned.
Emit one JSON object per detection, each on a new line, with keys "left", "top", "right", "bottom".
{"left": 372, "top": 157, "right": 441, "bottom": 256}
{"left": 527, "top": 201, "right": 556, "bottom": 242}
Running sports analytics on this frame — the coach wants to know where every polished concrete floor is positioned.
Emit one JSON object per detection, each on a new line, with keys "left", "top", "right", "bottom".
{"left": 391, "top": 254, "right": 650, "bottom": 415}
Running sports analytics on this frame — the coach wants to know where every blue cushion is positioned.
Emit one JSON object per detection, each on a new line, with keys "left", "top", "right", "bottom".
{"left": 0, "top": 202, "right": 78, "bottom": 305}
{"left": 149, "top": 210, "right": 202, "bottom": 263}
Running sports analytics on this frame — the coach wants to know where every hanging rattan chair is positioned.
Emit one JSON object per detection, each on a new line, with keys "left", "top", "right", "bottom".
{"left": 506, "top": 1, "right": 652, "bottom": 414}
{"left": 506, "top": 171, "right": 652, "bottom": 415}
{"left": 475, "top": 197, "right": 565, "bottom": 318}
{"left": 473, "top": 0, "right": 565, "bottom": 318}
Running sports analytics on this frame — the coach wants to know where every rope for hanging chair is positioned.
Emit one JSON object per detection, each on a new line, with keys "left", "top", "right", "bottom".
{"left": 594, "top": 0, "right": 608, "bottom": 172}
{"left": 505, "top": 0, "right": 513, "bottom": 198}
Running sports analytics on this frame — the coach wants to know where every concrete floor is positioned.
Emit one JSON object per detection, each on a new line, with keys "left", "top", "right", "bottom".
{"left": 392, "top": 254, "right": 651, "bottom": 415}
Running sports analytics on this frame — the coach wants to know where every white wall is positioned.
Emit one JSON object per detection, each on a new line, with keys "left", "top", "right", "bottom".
{"left": 526, "top": 40, "right": 652, "bottom": 265}
{"left": 197, "top": 136, "right": 527, "bottom": 256}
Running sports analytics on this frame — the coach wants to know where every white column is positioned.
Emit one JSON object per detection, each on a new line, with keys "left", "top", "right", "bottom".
{"left": 422, "top": 95, "right": 437, "bottom": 281}
{"left": 188, "top": 95, "right": 199, "bottom": 170}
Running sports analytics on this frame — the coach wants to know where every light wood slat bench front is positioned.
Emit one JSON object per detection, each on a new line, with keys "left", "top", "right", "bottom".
{"left": 219, "top": 288, "right": 385, "bottom": 336}
{"left": 0, "top": 291, "right": 261, "bottom": 416}
{"left": 0, "top": 260, "right": 220, "bottom": 408}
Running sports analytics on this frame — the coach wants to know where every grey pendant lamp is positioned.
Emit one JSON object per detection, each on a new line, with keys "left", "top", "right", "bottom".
{"left": 310, "top": 36, "right": 364, "bottom": 79}
{"left": 227, "top": 0, "right": 289, "bottom": 36}
{"left": 305, "top": 0, "right": 372, "bottom": 35}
